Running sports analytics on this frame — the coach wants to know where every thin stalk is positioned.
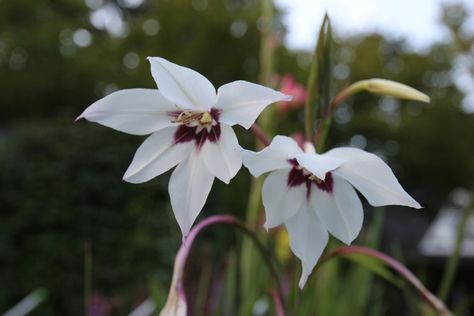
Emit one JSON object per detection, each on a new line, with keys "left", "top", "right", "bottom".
{"left": 250, "top": 123, "right": 270, "bottom": 146}
{"left": 270, "top": 288, "right": 286, "bottom": 316}
{"left": 438, "top": 204, "right": 473, "bottom": 301}
{"left": 241, "top": 0, "right": 276, "bottom": 312}
{"left": 321, "top": 245, "right": 452, "bottom": 315}
{"left": 304, "top": 41, "right": 318, "bottom": 142}
{"left": 316, "top": 117, "right": 332, "bottom": 153}
{"left": 165, "top": 215, "right": 285, "bottom": 315}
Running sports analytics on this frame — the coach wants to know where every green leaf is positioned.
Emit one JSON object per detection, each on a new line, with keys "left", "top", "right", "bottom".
{"left": 304, "top": 14, "right": 334, "bottom": 149}
{"left": 341, "top": 252, "right": 405, "bottom": 288}
{"left": 316, "top": 14, "right": 333, "bottom": 118}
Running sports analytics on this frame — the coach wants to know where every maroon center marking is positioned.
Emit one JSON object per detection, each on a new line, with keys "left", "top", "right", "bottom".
{"left": 171, "top": 108, "right": 222, "bottom": 150}
{"left": 286, "top": 159, "right": 334, "bottom": 198}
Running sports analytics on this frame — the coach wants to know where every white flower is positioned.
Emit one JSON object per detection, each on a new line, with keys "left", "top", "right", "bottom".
{"left": 242, "top": 136, "right": 421, "bottom": 288}
{"left": 78, "top": 57, "right": 291, "bottom": 236}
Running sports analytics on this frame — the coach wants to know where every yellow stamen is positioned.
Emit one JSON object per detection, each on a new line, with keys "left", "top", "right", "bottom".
{"left": 199, "top": 112, "right": 213, "bottom": 125}
{"left": 308, "top": 174, "right": 322, "bottom": 184}
{"left": 171, "top": 111, "right": 211, "bottom": 125}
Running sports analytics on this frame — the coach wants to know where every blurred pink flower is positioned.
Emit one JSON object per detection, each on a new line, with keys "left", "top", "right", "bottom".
{"left": 277, "top": 74, "right": 308, "bottom": 112}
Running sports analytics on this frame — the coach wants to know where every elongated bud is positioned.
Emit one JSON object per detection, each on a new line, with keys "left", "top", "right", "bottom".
{"left": 334, "top": 78, "right": 430, "bottom": 107}
{"left": 361, "top": 79, "right": 430, "bottom": 102}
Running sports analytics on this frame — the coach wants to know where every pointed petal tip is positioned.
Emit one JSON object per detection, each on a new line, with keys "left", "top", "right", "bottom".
{"left": 413, "top": 201, "right": 423, "bottom": 209}
{"left": 298, "top": 275, "right": 308, "bottom": 290}
{"left": 403, "top": 196, "right": 423, "bottom": 209}
{"left": 263, "top": 222, "right": 270, "bottom": 232}
{"left": 75, "top": 108, "right": 89, "bottom": 122}
{"left": 147, "top": 56, "right": 161, "bottom": 65}
{"left": 181, "top": 232, "right": 189, "bottom": 244}
{"left": 282, "top": 94, "right": 293, "bottom": 101}
{"left": 180, "top": 225, "right": 191, "bottom": 239}
{"left": 343, "top": 238, "right": 354, "bottom": 246}
{"left": 220, "top": 177, "right": 231, "bottom": 185}
{"left": 122, "top": 174, "right": 139, "bottom": 184}
{"left": 122, "top": 170, "right": 148, "bottom": 184}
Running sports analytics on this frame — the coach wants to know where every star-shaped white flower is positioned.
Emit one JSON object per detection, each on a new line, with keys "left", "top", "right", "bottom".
{"left": 242, "top": 136, "right": 421, "bottom": 288}
{"left": 78, "top": 57, "right": 291, "bottom": 236}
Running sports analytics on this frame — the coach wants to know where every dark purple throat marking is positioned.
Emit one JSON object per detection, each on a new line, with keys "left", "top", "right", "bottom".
{"left": 171, "top": 108, "right": 222, "bottom": 150}
{"left": 287, "top": 159, "right": 333, "bottom": 198}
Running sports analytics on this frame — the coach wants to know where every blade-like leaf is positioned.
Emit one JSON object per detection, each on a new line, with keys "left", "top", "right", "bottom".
{"left": 305, "top": 14, "right": 334, "bottom": 150}
{"left": 341, "top": 252, "right": 404, "bottom": 288}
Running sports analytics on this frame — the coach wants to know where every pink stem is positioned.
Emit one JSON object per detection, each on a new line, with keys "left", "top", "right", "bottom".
{"left": 270, "top": 288, "right": 286, "bottom": 316}
{"left": 250, "top": 123, "right": 270, "bottom": 146}
{"left": 174, "top": 214, "right": 285, "bottom": 315}
{"left": 325, "top": 245, "right": 452, "bottom": 315}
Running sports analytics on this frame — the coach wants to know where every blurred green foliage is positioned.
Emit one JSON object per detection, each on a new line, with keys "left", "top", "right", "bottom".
{"left": 0, "top": 0, "right": 473, "bottom": 315}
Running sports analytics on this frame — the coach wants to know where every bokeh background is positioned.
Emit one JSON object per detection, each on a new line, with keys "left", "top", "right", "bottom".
{"left": 1, "top": 0, "right": 474, "bottom": 315}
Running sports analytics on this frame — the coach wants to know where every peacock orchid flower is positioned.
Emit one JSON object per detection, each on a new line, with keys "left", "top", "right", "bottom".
{"left": 242, "top": 136, "right": 421, "bottom": 288}
{"left": 77, "top": 57, "right": 292, "bottom": 236}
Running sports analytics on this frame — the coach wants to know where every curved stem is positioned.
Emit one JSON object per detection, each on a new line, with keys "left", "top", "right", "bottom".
{"left": 250, "top": 123, "right": 270, "bottom": 146}
{"left": 169, "top": 215, "right": 285, "bottom": 315}
{"left": 320, "top": 245, "right": 452, "bottom": 316}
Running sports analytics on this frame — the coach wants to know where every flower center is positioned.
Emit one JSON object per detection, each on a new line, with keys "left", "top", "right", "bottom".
{"left": 287, "top": 159, "right": 333, "bottom": 198}
{"left": 171, "top": 108, "right": 222, "bottom": 150}
{"left": 171, "top": 110, "right": 214, "bottom": 127}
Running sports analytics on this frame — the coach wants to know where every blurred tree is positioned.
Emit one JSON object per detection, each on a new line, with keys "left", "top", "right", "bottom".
{"left": 0, "top": 0, "right": 263, "bottom": 123}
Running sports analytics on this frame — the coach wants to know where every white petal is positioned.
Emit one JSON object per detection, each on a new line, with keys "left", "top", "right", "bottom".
{"left": 148, "top": 57, "right": 216, "bottom": 110}
{"left": 215, "top": 80, "right": 292, "bottom": 129}
{"left": 285, "top": 206, "right": 329, "bottom": 289}
{"left": 295, "top": 153, "right": 343, "bottom": 180}
{"left": 311, "top": 176, "right": 363, "bottom": 244}
{"left": 262, "top": 168, "right": 307, "bottom": 229}
{"left": 326, "top": 147, "right": 421, "bottom": 208}
{"left": 123, "top": 127, "right": 193, "bottom": 183}
{"left": 200, "top": 124, "right": 242, "bottom": 184}
{"left": 77, "top": 89, "right": 177, "bottom": 135}
{"left": 169, "top": 153, "right": 215, "bottom": 236}
{"left": 242, "top": 135, "right": 303, "bottom": 177}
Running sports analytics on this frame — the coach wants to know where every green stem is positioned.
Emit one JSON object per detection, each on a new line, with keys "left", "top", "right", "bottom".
{"left": 316, "top": 116, "right": 332, "bottom": 153}
{"left": 438, "top": 203, "right": 473, "bottom": 301}
{"left": 240, "top": 0, "right": 276, "bottom": 313}
{"left": 304, "top": 41, "right": 318, "bottom": 142}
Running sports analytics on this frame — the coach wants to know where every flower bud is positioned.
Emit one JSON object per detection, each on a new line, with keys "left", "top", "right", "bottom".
{"left": 361, "top": 78, "right": 430, "bottom": 102}
{"left": 333, "top": 78, "right": 430, "bottom": 108}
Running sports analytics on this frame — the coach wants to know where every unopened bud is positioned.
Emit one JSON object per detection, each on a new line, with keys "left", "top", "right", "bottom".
{"left": 342, "top": 78, "right": 430, "bottom": 103}
{"left": 362, "top": 79, "right": 430, "bottom": 102}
